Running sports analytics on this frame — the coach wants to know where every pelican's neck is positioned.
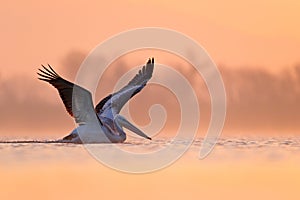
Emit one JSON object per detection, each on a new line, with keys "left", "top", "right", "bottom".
{"left": 114, "top": 120, "right": 126, "bottom": 143}
{"left": 101, "top": 117, "right": 126, "bottom": 143}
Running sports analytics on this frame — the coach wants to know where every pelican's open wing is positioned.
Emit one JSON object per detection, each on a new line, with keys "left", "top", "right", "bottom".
{"left": 95, "top": 58, "right": 154, "bottom": 117}
{"left": 37, "top": 65, "right": 98, "bottom": 125}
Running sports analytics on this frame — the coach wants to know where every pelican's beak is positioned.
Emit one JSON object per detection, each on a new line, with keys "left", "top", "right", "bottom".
{"left": 117, "top": 115, "right": 151, "bottom": 140}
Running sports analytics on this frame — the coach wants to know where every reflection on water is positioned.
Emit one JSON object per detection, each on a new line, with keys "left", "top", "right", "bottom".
{"left": 0, "top": 137, "right": 300, "bottom": 164}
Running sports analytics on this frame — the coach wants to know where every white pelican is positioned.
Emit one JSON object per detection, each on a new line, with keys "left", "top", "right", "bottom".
{"left": 38, "top": 58, "right": 154, "bottom": 143}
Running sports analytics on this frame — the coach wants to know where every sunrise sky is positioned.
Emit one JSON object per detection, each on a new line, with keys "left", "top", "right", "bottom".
{"left": 0, "top": 0, "right": 300, "bottom": 138}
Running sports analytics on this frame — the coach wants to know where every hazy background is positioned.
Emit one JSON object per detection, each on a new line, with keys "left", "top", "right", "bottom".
{"left": 1, "top": 0, "right": 300, "bottom": 139}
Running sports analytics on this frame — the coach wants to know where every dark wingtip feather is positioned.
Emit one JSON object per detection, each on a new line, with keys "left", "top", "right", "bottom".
{"left": 37, "top": 64, "right": 62, "bottom": 82}
{"left": 147, "top": 58, "right": 151, "bottom": 64}
{"left": 37, "top": 72, "right": 52, "bottom": 80}
{"left": 47, "top": 64, "right": 59, "bottom": 76}
{"left": 38, "top": 77, "right": 48, "bottom": 81}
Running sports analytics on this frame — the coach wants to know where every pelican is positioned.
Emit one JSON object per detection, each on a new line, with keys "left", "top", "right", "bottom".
{"left": 38, "top": 58, "right": 154, "bottom": 143}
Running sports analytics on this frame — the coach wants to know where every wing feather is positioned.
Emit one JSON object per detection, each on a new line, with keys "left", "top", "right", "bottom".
{"left": 38, "top": 65, "right": 98, "bottom": 125}
{"left": 95, "top": 58, "right": 154, "bottom": 116}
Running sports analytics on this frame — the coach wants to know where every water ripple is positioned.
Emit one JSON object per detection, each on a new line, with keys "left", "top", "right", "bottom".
{"left": 0, "top": 136, "right": 300, "bottom": 164}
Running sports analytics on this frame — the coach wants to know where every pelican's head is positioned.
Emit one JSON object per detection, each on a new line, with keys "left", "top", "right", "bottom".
{"left": 114, "top": 114, "right": 152, "bottom": 140}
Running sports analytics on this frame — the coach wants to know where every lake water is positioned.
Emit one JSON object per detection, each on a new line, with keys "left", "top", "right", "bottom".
{"left": 0, "top": 137, "right": 300, "bottom": 200}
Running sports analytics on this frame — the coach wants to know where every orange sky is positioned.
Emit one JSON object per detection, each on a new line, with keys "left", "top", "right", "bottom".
{"left": 1, "top": 0, "right": 300, "bottom": 137}
{"left": 1, "top": 0, "right": 300, "bottom": 77}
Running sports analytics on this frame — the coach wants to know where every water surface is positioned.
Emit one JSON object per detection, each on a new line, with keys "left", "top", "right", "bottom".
{"left": 1, "top": 137, "right": 300, "bottom": 200}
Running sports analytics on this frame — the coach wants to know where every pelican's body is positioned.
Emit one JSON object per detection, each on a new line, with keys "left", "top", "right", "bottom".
{"left": 38, "top": 58, "right": 154, "bottom": 143}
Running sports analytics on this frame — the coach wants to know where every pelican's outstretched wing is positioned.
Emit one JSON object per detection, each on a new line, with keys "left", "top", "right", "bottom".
{"left": 37, "top": 65, "right": 98, "bottom": 125}
{"left": 95, "top": 58, "right": 154, "bottom": 117}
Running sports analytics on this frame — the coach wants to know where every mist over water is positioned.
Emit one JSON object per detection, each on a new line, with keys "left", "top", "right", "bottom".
{"left": 1, "top": 56, "right": 300, "bottom": 136}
